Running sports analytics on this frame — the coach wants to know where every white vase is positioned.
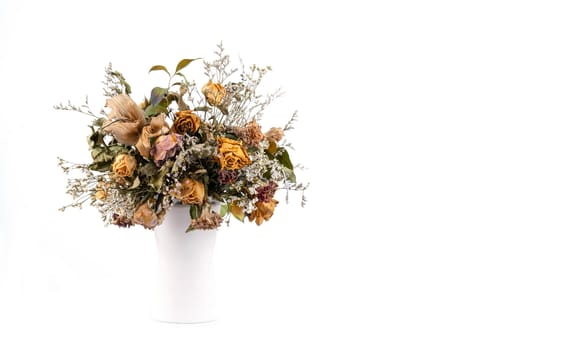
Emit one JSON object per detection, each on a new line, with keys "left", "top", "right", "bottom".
{"left": 151, "top": 205, "right": 218, "bottom": 323}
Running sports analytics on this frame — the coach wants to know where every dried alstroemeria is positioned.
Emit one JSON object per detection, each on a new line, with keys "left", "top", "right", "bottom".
{"left": 136, "top": 113, "right": 169, "bottom": 159}
{"left": 171, "top": 178, "right": 205, "bottom": 205}
{"left": 172, "top": 110, "right": 201, "bottom": 135}
{"left": 112, "top": 153, "right": 137, "bottom": 177}
{"left": 103, "top": 94, "right": 145, "bottom": 145}
{"left": 202, "top": 80, "right": 226, "bottom": 107}
{"left": 189, "top": 206, "right": 223, "bottom": 231}
{"left": 150, "top": 134, "right": 183, "bottom": 167}
{"left": 248, "top": 199, "right": 279, "bottom": 226}
{"left": 133, "top": 202, "right": 158, "bottom": 229}
{"left": 217, "top": 137, "right": 251, "bottom": 170}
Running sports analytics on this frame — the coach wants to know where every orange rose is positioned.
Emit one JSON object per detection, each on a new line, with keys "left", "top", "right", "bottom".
{"left": 112, "top": 154, "right": 137, "bottom": 177}
{"left": 172, "top": 110, "right": 201, "bottom": 135}
{"left": 249, "top": 200, "right": 278, "bottom": 226}
{"left": 202, "top": 80, "right": 226, "bottom": 106}
{"left": 171, "top": 178, "right": 205, "bottom": 205}
{"left": 217, "top": 137, "right": 251, "bottom": 170}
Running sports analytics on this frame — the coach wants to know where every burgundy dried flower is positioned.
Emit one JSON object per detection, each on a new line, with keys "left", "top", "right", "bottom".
{"left": 112, "top": 213, "right": 132, "bottom": 228}
{"left": 217, "top": 169, "right": 239, "bottom": 185}
{"left": 256, "top": 181, "right": 278, "bottom": 202}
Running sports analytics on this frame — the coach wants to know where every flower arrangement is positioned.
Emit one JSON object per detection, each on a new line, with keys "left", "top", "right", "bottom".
{"left": 57, "top": 44, "right": 307, "bottom": 232}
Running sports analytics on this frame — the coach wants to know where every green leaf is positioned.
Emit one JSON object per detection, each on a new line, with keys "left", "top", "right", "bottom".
{"left": 88, "top": 161, "right": 111, "bottom": 172}
{"left": 284, "top": 167, "right": 297, "bottom": 183}
{"left": 175, "top": 58, "right": 200, "bottom": 73}
{"left": 139, "top": 162, "right": 158, "bottom": 177}
{"left": 148, "top": 65, "right": 170, "bottom": 76}
{"left": 92, "top": 117, "right": 106, "bottom": 128}
{"left": 190, "top": 204, "right": 202, "bottom": 220}
{"left": 150, "top": 166, "right": 168, "bottom": 190}
{"left": 144, "top": 104, "right": 168, "bottom": 117}
{"left": 149, "top": 87, "right": 168, "bottom": 106}
{"left": 276, "top": 148, "right": 294, "bottom": 171}
{"left": 219, "top": 204, "right": 228, "bottom": 217}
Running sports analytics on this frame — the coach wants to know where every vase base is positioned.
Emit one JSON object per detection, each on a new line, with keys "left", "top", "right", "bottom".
{"left": 151, "top": 316, "right": 216, "bottom": 324}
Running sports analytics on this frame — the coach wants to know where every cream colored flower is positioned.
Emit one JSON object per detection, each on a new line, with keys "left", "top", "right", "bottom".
{"left": 103, "top": 94, "right": 146, "bottom": 145}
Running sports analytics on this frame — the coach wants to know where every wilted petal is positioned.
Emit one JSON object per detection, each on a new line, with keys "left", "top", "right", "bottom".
{"left": 103, "top": 94, "right": 146, "bottom": 145}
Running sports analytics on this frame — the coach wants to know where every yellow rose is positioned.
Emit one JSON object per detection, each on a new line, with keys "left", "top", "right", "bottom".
{"left": 249, "top": 200, "right": 278, "bottom": 226}
{"left": 202, "top": 80, "right": 226, "bottom": 106}
{"left": 172, "top": 110, "right": 201, "bottom": 135}
{"left": 112, "top": 153, "right": 137, "bottom": 177}
{"left": 217, "top": 137, "right": 251, "bottom": 170}
{"left": 133, "top": 202, "right": 158, "bottom": 229}
{"left": 171, "top": 178, "right": 205, "bottom": 205}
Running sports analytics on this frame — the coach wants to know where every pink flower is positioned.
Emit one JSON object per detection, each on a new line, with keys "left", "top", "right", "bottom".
{"left": 150, "top": 133, "right": 183, "bottom": 166}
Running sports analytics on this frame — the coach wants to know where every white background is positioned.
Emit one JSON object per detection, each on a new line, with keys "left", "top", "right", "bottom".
{"left": 1, "top": 0, "right": 563, "bottom": 349}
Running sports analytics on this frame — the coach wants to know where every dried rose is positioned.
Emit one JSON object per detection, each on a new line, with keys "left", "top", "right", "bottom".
{"left": 249, "top": 200, "right": 279, "bottom": 226}
{"left": 202, "top": 80, "right": 226, "bottom": 106}
{"left": 172, "top": 110, "right": 201, "bottom": 135}
{"left": 103, "top": 94, "right": 146, "bottom": 145}
{"left": 133, "top": 202, "right": 158, "bottom": 229}
{"left": 150, "top": 134, "right": 182, "bottom": 167}
{"left": 171, "top": 178, "right": 205, "bottom": 205}
{"left": 217, "top": 137, "right": 251, "bottom": 170}
{"left": 112, "top": 154, "right": 137, "bottom": 177}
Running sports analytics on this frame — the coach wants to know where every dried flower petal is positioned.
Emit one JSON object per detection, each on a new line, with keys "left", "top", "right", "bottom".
{"left": 189, "top": 207, "right": 222, "bottom": 230}
{"left": 103, "top": 94, "right": 145, "bottom": 145}
{"left": 150, "top": 134, "right": 183, "bottom": 167}
{"left": 202, "top": 80, "right": 226, "bottom": 106}
{"left": 136, "top": 113, "right": 169, "bottom": 159}
{"left": 249, "top": 200, "right": 278, "bottom": 226}
{"left": 133, "top": 202, "right": 158, "bottom": 229}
